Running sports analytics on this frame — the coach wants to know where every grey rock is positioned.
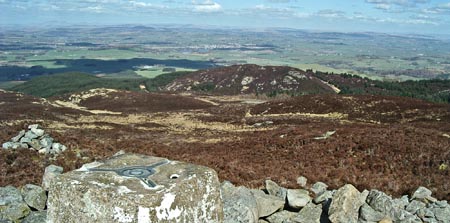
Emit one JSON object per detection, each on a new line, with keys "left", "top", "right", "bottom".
{"left": 328, "top": 184, "right": 364, "bottom": 223}
{"left": 432, "top": 200, "right": 448, "bottom": 208}
{"left": 412, "top": 187, "right": 432, "bottom": 200}
{"left": 24, "top": 131, "right": 38, "bottom": 140}
{"left": 50, "top": 143, "right": 66, "bottom": 154}
{"left": 38, "top": 148, "right": 48, "bottom": 154}
{"left": 291, "top": 203, "right": 322, "bottom": 223}
{"left": 11, "top": 130, "right": 25, "bottom": 142}
{"left": 19, "top": 137, "right": 31, "bottom": 144}
{"left": 42, "top": 165, "right": 63, "bottom": 191}
{"left": 2, "top": 142, "right": 13, "bottom": 150}
{"left": 20, "top": 184, "right": 47, "bottom": 211}
{"left": 266, "top": 210, "right": 296, "bottom": 223}
{"left": 39, "top": 137, "right": 53, "bottom": 149}
{"left": 417, "top": 208, "right": 435, "bottom": 220}
{"left": 0, "top": 186, "right": 30, "bottom": 221}
{"left": 21, "top": 211, "right": 47, "bottom": 223}
{"left": 393, "top": 195, "right": 410, "bottom": 210}
{"left": 406, "top": 200, "right": 426, "bottom": 214}
{"left": 311, "top": 182, "right": 328, "bottom": 195}
{"left": 367, "top": 190, "right": 422, "bottom": 222}
{"left": 429, "top": 206, "right": 450, "bottom": 223}
{"left": 265, "top": 180, "right": 287, "bottom": 200}
{"left": 0, "top": 186, "right": 23, "bottom": 206}
{"left": 28, "top": 124, "right": 40, "bottom": 130}
{"left": 296, "top": 176, "right": 307, "bottom": 188}
{"left": 222, "top": 183, "right": 258, "bottom": 223}
{"left": 251, "top": 189, "right": 284, "bottom": 218}
{"left": 359, "top": 203, "right": 385, "bottom": 222}
{"left": 28, "top": 139, "right": 41, "bottom": 150}
{"left": 30, "top": 128, "right": 44, "bottom": 137}
{"left": 287, "top": 189, "right": 311, "bottom": 209}
{"left": 314, "top": 190, "right": 333, "bottom": 204}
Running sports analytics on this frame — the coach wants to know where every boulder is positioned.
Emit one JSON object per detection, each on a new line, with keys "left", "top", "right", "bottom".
{"left": 296, "top": 176, "right": 307, "bottom": 188}
{"left": 366, "top": 190, "right": 421, "bottom": 222}
{"left": 411, "top": 187, "right": 433, "bottom": 202}
{"left": 429, "top": 205, "right": 450, "bottom": 223}
{"left": 47, "top": 154, "right": 223, "bottom": 223}
{"left": 28, "top": 139, "right": 41, "bottom": 150}
{"left": 20, "top": 184, "right": 47, "bottom": 211}
{"left": 406, "top": 200, "right": 426, "bottom": 215}
{"left": 359, "top": 203, "right": 385, "bottom": 222}
{"left": 24, "top": 131, "right": 38, "bottom": 140}
{"left": 28, "top": 124, "right": 40, "bottom": 130}
{"left": 30, "top": 128, "right": 44, "bottom": 137}
{"left": 39, "top": 137, "right": 53, "bottom": 149}
{"left": 328, "top": 184, "right": 364, "bottom": 223}
{"left": 313, "top": 190, "right": 333, "bottom": 204}
{"left": 265, "top": 180, "right": 287, "bottom": 200}
{"left": 0, "top": 186, "right": 31, "bottom": 221}
{"left": 266, "top": 210, "right": 296, "bottom": 223}
{"left": 11, "top": 130, "right": 25, "bottom": 142}
{"left": 310, "top": 182, "right": 328, "bottom": 195}
{"left": 287, "top": 189, "right": 311, "bottom": 209}
{"left": 251, "top": 190, "right": 284, "bottom": 218}
{"left": 21, "top": 211, "right": 47, "bottom": 223}
{"left": 291, "top": 202, "right": 322, "bottom": 223}
{"left": 42, "top": 165, "right": 64, "bottom": 191}
{"left": 1, "top": 142, "right": 13, "bottom": 150}
{"left": 221, "top": 182, "right": 258, "bottom": 223}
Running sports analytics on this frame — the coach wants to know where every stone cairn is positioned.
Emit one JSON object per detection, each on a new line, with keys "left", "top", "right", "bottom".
{"left": 0, "top": 165, "right": 63, "bottom": 223}
{"left": 2, "top": 124, "right": 67, "bottom": 155}
{"left": 221, "top": 178, "right": 450, "bottom": 223}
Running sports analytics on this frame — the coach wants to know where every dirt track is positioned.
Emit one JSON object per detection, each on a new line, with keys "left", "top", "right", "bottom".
{"left": 1, "top": 89, "right": 449, "bottom": 200}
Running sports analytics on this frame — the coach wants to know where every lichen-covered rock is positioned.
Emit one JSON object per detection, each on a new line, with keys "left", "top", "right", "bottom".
{"left": 291, "top": 202, "right": 322, "bottom": 223}
{"left": 221, "top": 182, "right": 258, "bottom": 223}
{"left": 366, "top": 190, "right": 420, "bottom": 222}
{"left": 311, "top": 182, "right": 328, "bottom": 195}
{"left": 314, "top": 190, "right": 333, "bottom": 204}
{"left": 412, "top": 187, "right": 432, "bottom": 200}
{"left": 0, "top": 186, "right": 31, "bottom": 222}
{"left": 20, "top": 184, "right": 47, "bottom": 211}
{"left": 251, "top": 189, "right": 284, "bottom": 218}
{"left": 47, "top": 154, "right": 223, "bottom": 223}
{"left": 42, "top": 165, "right": 63, "bottom": 191}
{"left": 359, "top": 203, "right": 385, "bottom": 222}
{"left": 328, "top": 184, "right": 364, "bottom": 223}
{"left": 21, "top": 211, "right": 47, "bottom": 223}
{"left": 266, "top": 210, "right": 296, "bottom": 223}
{"left": 11, "top": 130, "right": 25, "bottom": 143}
{"left": 265, "top": 180, "right": 287, "bottom": 200}
{"left": 287, "top": 189, "right": 311, "bottom": 209}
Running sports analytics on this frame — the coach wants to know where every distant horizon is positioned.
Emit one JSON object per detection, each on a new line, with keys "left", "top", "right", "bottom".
{"left": 1, "top": 0, "right": 450, "bottom": 36}
{"left": 2, "top": 22, "right": 450, "bottom": 40}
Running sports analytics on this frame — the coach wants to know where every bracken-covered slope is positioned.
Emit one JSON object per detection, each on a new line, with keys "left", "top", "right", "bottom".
{"left": 164, "top": 64, "right": 338, "bottom": 95}
{"left": 1, "top": 89, "right": 449, "bottom": 200}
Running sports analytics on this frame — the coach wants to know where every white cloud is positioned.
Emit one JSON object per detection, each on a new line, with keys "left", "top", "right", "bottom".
{"left": 192, "top": 0, "right": 222, "bottom": 12}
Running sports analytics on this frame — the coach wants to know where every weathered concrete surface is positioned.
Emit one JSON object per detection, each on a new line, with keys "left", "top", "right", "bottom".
{"left": 47, "top": 153, "right": 223, "bottom": 223}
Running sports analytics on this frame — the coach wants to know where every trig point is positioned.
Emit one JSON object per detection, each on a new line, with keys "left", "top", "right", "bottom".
{"left": 46, "top": 153, "right": 223, "bottom": 223}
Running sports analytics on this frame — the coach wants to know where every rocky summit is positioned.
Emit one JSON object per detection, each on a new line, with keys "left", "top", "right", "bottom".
{"left": 2, "top": 124, "right": 67, "bottom": 155}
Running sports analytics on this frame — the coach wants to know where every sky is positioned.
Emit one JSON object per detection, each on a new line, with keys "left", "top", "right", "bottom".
{"left": 1, "top": 0, "right": 450, "bottom": 35}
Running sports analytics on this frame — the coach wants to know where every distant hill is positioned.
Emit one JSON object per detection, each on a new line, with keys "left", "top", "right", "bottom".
{"left": 164, "top": 64, "right": 338, "bottom": 95}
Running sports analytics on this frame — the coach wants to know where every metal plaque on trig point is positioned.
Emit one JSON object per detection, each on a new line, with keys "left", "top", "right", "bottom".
{"left": 89, "top": 160, "right": 168, "bottom": 188}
